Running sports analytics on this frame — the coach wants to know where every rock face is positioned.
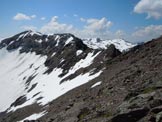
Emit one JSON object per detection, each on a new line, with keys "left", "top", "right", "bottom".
{"left": 1, "top": 30, "right": 162, "bottom": 122}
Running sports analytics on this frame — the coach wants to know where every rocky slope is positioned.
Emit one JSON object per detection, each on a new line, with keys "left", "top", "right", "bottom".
{"left": 1, "top": 30, "right": 162, "bottom": 122}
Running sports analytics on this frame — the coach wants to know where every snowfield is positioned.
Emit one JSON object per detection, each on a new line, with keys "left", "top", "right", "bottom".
{"left": 0, "top": 47, "right": 102, "bottom": 113}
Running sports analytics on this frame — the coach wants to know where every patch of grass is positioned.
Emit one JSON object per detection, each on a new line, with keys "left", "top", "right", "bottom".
{"left": 142, "top": 87, "right": 156, "bottom": 94}
{"left": 78, "top": 108, "right": 90, "bottom": 120}
{"left": 104, "top": 112, "right": 113, "bottom": 117}
{"left": 96, "top": 104, "right": 102, "bottom": 109}
{"left": 124, "top": 92, "right": 139, "bottom": 101}
{"left": 98, "top": 111, "right": 112, "bottom": 118}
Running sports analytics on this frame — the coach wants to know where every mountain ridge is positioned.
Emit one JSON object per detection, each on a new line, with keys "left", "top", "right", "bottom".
{"left": 0, "top": 31, "right": 123, "bottom": 114}
{"left": 0, "top": 30, "right": 135, "bottom": 52}
{"left": 1, "top": 31, "right": 162, "bottom": 122}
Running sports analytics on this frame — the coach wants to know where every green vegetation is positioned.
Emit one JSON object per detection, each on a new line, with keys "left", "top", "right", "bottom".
{"left": 78, "top": 108, "right": 90, "bottom": 120}
{"left": 142, "top": 87, "right": 156, "bottom": 94}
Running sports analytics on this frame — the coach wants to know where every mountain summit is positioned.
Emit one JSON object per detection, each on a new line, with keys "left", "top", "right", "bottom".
{"left": 1, "top": 31, "right": 162, "bottom": 122}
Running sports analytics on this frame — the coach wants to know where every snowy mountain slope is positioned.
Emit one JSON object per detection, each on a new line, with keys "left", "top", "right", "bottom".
{"left": 0, "top": 47, "right": 102, "bottom": 112}
{"left": 37, "top": 36, "right": 162, "bottom": 122}
{"left": 0, "top": 31, "right": 135, "bottom": 122}
{"left": 83, "top": 38, "right": 135, "bottom": 52}
{"left": 0, "top": 31, "right": 102, "bottom": 109}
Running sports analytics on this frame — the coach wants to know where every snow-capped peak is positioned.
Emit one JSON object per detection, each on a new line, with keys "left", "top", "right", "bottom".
{"left": 83, "top": 38, "right": 135, "bottom": 52}
{"left": 18, "top": 30, "right": 42, "bottom": 39}
{"left": 28, "top": 30, "right": 42, "bottom": 36}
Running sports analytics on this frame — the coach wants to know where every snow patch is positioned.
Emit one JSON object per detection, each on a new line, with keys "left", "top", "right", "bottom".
{"left": 29, "top": 31, "right": 42, "bottom": 36}
{"left": 72, "top": 51, "right": 100, "bottom": 72}
{"left": 18, "top": 31, "right": 42, "bottom": 39}
{"left": 18, "top": 111, "right": 47, "bottom": 122}
{"left": 45, "top": 37, "right": 48, "bottom": 42}
{"left": 55, "top": 35, "right": 60, "bottom": 40}
{"left": 60, "top": 58, "right": 65, "bottom": 63}
{"left": 36, "top": 39, "right": 43, "bottom": 43}
{"left": 76, "top": 50, "right": 83, "bottom": 56}
{"left": 91, "top": 81, "right": 102, "bottom": 88}
{"left": 51, "top": 52, "right": 56, "bottom": 57}
{"left": 55, "top": 36, "right": 60, "bottom": 46}
{"left": 65, "top": 37, "right": 73, "bottom": 45}
{"left": 17, "top": 34, "right": 24, "bottom": 41}
{"left": 23, "top": 32, "right": 29, "bottom": 38}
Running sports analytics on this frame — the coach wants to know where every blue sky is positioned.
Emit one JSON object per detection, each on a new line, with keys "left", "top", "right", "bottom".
{"left": 0, "top": 0, "right": 162, "bottom": 43}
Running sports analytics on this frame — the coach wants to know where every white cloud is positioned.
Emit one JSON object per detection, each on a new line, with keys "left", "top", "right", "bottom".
{"left": 131, "top": 25, "right": 162, "bottom": 42}
{"left": 41, "top": 17, "right": 46, "bottom": 20}
{"left": 134, "top": 0, "right": 162, "bottom": 19}
{"left": 76, "top": 18, "right": 113, "bottom": 39}
{"left": 31, "top": 15, "right": 36, "bottom": 19}
{"left": 80, "top": 18, "right": 86, "bottom": 22}
{"left": 13, "top": 13, "right": 36, "bottom": 20}
{"left": 115, "top": 30, "right": 126, "bottom": 39}
{"left": 0, "top": 37, "right": 4, "bottom": 41}
{"left": 40, "top": 16, "right": 74, "bottom": 34}
{"left": 40, "top": 17, "right": 113, "bottom": 39}
{"left": 73, "top": 14, "right": 78, "bottom": 17}
{"left": 21, "top": 25, "right": 37, "bottom": 31}
{"left": 84, "top": 18, "right": 112, "bottom": 32}
{"left": 13, "top": 13, "right": 30, "bottom": 20}
{"left": 39, "top": 16, "right": 162, "bottom": 43}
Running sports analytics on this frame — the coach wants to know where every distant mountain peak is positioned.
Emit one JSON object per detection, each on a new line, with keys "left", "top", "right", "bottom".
{"left": 22, "top": 30, "right": 42, "bottom": 36}
{"left": 83, "top": 38, "right": 135, "bottom": 52}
